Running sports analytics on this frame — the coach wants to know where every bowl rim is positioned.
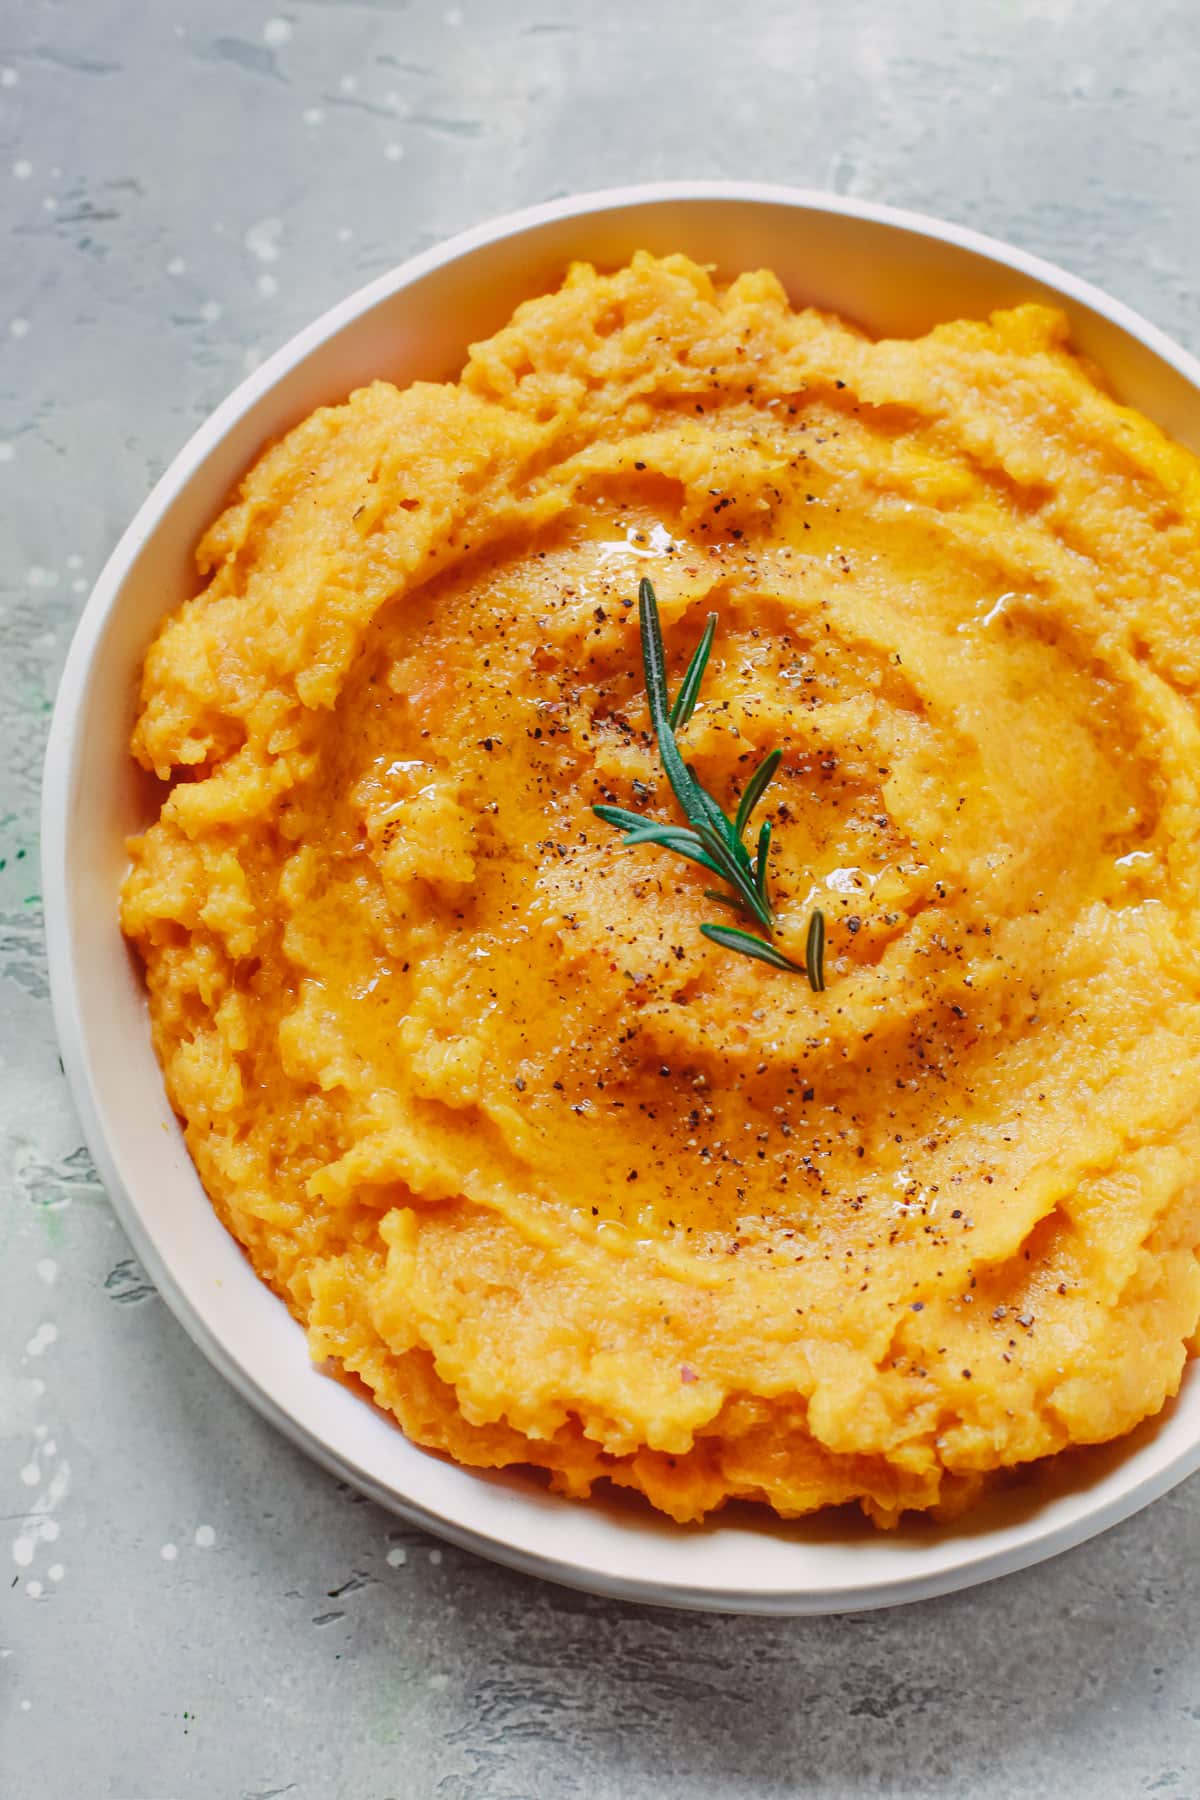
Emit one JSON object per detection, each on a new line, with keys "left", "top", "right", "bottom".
{"left": 42, "top": 180, "right": 1200, "bottom": 1614}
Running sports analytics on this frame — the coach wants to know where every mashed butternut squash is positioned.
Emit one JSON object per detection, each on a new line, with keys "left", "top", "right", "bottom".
{"left": 121, "top": 253, "right": 1200, "bottom": 1525}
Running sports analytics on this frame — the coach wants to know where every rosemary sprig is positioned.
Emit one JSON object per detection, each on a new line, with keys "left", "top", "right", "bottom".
{"left": 592, "top": 577, "right": 827, "bottom": 989}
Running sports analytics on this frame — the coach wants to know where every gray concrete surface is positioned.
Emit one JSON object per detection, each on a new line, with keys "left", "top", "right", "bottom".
{"left": 4, "top": 1, "right": 1200, "bottom": 1794}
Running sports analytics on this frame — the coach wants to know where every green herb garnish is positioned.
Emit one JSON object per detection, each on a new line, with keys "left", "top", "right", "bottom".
{"left": 593, "top": 577, "right": 826, "bottom": 989}
{"left": 805, "top": 906, "right": 826, "bottom": 992}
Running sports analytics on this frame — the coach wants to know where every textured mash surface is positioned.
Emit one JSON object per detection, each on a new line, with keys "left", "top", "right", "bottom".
{"left": 122, "top": 255, "right": 1200, "bottom": 1526}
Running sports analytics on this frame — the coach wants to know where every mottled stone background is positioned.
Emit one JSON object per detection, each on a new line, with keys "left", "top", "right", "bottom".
{"left": 3, "top": 2, "right": 1200, "bottom": 1795}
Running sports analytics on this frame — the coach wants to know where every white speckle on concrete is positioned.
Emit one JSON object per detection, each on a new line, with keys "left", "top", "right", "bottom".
{"left": 13, "top": 159, "right": 32, "bottom": 180}
{"left": 19, "top": 1699, "right": 30, "bottom": 1713}
{"left": 48, "top": 1563, "right": 64, "bottom": 1582}
{"left": 263, "top": 17, "right": 293, "bottom": 47}
{"left": 256, "top": 272, "right": 278, "bottom": 298}
{"left": 42, "top": 196, "right": 57, "bottom": 213}
{"left": 39, "top": 1517, "right": 60, "bottom": 1543}
{"left": 336, "top": 225, "right": 353, "bottom": 243}
{"left": 200, "top": 299, "right": 222, "bottom": 323}
{"left": 160, "top": 1542, "right": 178, "bottom": 1562}
{"left": 71, "top": 577, "right": 87, "bottom": 593}
{"left": 339, "top": 74, "right": 357, "bottom": 94}
{"left": 25, "top": 1579, "right": 43, "bottom": 1599}
{"left": 0, "top": 67, "right": 17, "bottom": 87}
{"left": 245, "top": 216, "right": 282, "bottom": 263}
{"left": 11, "top": 317, "right": 30, "bottom": 338}
{"left": 20, "top": 1461, "right": 39, "bottom": 1486}
{"left": 242, "top": 346, "right": 263, "bottom": 374}
{"left": 384, "top": 141, "right": 405, "bottom": 162}
{"left": 386, "top": 1546, "right": 407, "bottom": 1567}
{"left": 429, "top": 1671, "right": 450, "bottom": 1690}
{"left": 303, "top": 106, "right": 324, "bottom": 125}
{"left": 428, "top": 1547, "right": 443, "bottom": 1565}
{"left": 25, "top": 1321, "right": 58, "bottom": 1357}
{"left": 12, "top": 1535, "right": 34, "bottom": 1568}
{"left": 445, "top": 6, "right": 464, "bottom": 25}
{"left": 43, "top": 1439, "right": 56, "bottom": 1457}
{"left": 66, "top": 552, "right": 83, "bottom": 569}
{"left": 0, "top": 442, "right": 13, "bottom": 463}
{"left": 167, "top": 255, "right": 187, "bottom": 275}
{"left": 36, "top": 1258, "right": 58, "bottom": 1286}
{"left": 194, "top": 1524, "right": 215, "bottom": 1548}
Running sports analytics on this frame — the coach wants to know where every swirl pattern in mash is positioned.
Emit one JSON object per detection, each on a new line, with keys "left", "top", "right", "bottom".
{"left": 122, "top": 253, "right": 1200, "bottom": 1525}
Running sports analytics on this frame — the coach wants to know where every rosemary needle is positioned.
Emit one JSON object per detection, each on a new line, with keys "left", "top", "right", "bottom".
{"left": 700, "top": 923, "right": 803, "bottom": 973}
{"left": 805, "top": 908, "right": 827, "bottom": 993}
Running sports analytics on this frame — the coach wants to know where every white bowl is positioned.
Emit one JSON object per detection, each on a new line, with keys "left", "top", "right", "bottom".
{"left": 43, "top": 182, "right": 1200, "bottom": 1614}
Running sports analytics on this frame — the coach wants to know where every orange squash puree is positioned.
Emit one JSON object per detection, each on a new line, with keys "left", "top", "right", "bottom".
{"left": 121, "top": 253, "right": 1200, "bottom": 1525}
